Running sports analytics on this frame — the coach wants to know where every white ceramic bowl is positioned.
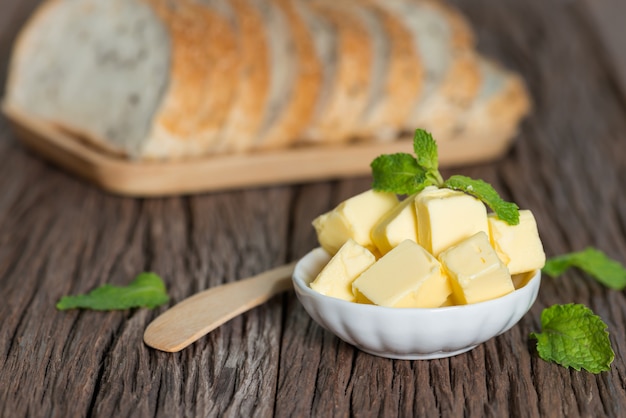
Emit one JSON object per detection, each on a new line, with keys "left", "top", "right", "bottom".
{"left": 292, "top": 247, "right": 541, "bottom": 360}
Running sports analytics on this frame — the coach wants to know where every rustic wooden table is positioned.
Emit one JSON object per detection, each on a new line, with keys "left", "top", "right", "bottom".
{"left": 2, "top": 0, "right": 626, "bottom": 417}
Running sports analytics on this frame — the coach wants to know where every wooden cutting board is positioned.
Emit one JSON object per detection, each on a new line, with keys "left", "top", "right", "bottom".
{"left": 2, "top": 102, "right": 514, "bottom": 197}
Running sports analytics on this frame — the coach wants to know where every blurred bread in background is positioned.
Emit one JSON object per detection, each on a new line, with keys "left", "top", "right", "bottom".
{"left": 4, "top": 0, "right": 531, "bottom": 160}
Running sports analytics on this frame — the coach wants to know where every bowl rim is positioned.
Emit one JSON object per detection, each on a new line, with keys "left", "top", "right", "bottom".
{"left": 292, "top": 247, "right": 542, "bottom": 313}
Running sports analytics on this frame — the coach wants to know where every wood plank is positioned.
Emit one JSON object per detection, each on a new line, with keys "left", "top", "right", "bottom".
{"left": 582, "top": 0, "right": 626, "bottom": 102}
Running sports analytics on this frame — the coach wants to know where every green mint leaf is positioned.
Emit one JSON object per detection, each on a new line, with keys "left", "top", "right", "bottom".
{"left": 444, "top": 175, "right": 520, "bottom": 225}
{"left": 542, "top": 247, "right": 626, "bottom": 290}
{"left": 371, "top": 153, "right": 431, "bottom": 195}
{"left": 56, "top": 272, "right": 169, "bottom": 311}
{"left": 413, "top": 129, "right": 439, "bottom": 173}
{"left": 530, "top": 304, "right": 614, "bottom": 373}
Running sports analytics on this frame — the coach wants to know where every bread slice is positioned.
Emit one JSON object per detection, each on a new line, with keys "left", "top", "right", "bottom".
{"left": 370, "top": 0, "right": 480, "bottom": 132}
{"left": 291, "top": 0, "right": 337, "bottom": 143}
{"left": 333, "top": 1, "right": 389, "bottom": 142}
{"left": 407, "top": 50, "right": 483, "bottom": 140}
{"left": 433, "top": 57, "right": 531, "bottom": 153}
{"left": 352, "top": 0, "right": 423, "bottom": 141}
{"left": 252, "top": 0, "right": 323, "bottom": 151}
{"left": 297, "top": 0, "right": 374, "bottom": 144}
{"left": 414, "top": 0, "right": 479, "bottom": 109}
{"left": 232, "top": 0, "right": 299, "bottom": 151}
{"left": 211, "top": 0, "right": 271, "bottom": 153}
{"left": 142, "top": 0, "right": 240, "bottom": 158}
{"left": 407, "top": 0, "right": 482, "bottom": 135}
{"left": 6, "top": 0, "right": 171, "bottom": 158}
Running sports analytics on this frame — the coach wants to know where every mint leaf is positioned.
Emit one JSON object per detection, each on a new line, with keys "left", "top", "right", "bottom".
{"left": 542, "top": 247, "right": 626, "bottom": 290}
{"left": 530, "top": 304, "right": 614, "bottom": 373}
{"left": 444, "top": 175, "right": 520, "bottom": 225}
{"left": 413, "top": 129, "right": 439, "bottom": 173}
{"left": 370, "top": 153, "right": 430, "bottom": 195}
{"left": 56, "top": 272, "right": 169, "bottom": 310}
{"left": 413, "top": 129, "right": 444, "bottom": 186}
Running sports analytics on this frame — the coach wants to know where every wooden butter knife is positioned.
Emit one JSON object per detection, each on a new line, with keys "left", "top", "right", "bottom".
{"left": 143, "top": 262, "right": 297, "bottom": 352}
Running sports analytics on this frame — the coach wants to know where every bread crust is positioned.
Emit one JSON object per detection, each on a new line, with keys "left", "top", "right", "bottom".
{"left": 144, "top": 0, "right": 239, "bottom": 158}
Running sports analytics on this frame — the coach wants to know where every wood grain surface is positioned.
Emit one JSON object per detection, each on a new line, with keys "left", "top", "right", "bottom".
{"left": 1, "top": 0, "right": 626, "bottom": 417}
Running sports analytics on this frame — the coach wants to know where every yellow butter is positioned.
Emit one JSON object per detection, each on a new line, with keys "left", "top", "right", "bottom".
{"left": 439, "top": 231, "right": 514, "bottom": 304}
{"left": 352, "top": 240, "right": 451, "bottom": 308}
{"left": 371, "top": 194, "right": 418, "bottom": 255}
{"left": 310, "top": 239, "right": 376, "bottom": 302}
{"left": 488, "top": 210, "right": 546, "bottom": 275}
{"left": 415, "top": 187, "right": 489, "bottom": 257}
{"left": 312, "top": 189, "right": 398, "bottom": 255}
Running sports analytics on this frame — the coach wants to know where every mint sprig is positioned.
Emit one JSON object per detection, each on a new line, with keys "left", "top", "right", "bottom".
{"left": 371, "top": 129, "right": 519, "bottom": 225}
{"left": 56, "top": 272, "right": 169, "bottom": 310}
{"left": 542, "top": 247, "right": 626, "bottom": 290}
{"left": 530, "top": 304, "right": 614, "bottom": 373}
{"left": 370, "top": 153, "right": 428, "bottom": 195}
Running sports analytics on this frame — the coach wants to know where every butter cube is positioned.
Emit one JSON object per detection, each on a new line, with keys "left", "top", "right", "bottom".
{"left": 310, "top": 239, "right": 376, "bottom": 302}
{"left": 352, "top": 240, "right": 451, "bottom": 308}
{"left": 415, "top": 187, "right": 489, "bottom": 257}
{"left": 439, "top": 232, "right": 514, "bottom": 304}
{"left": 488, "top": 210, "right": 546, "bottom": 275}
{"left": 371, "top": 194, "right": 418, "bottom": 255}
{"left": 312, "top": 189, "right": 398, "bottom": 255}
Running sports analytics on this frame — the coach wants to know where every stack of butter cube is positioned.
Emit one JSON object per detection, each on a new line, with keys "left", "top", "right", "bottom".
{"left": 310, "top": 187, "right": 545, "bottom": 307}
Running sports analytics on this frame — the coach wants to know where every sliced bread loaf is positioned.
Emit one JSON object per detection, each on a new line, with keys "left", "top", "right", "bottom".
{"left": 5, "top": 0, "right": 531, "bottom": 162}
